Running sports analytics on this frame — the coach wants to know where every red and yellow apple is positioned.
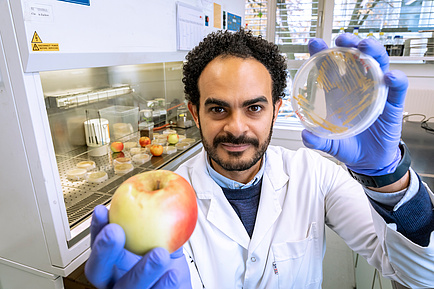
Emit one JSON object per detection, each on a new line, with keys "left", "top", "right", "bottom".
{"left": 110, "top": 141, "right": 124, "bottom": 152}
{"left": 139, "top": 136, "right": 151, "bottom": 147}
{"left": 167, "top": 133, "right": 179, "bottom": 145}
{"left": 150, "top": 144, "right": 163, "bottom": 156}
{"left": 109, "top": 170, "right": 198, "bottom": 255}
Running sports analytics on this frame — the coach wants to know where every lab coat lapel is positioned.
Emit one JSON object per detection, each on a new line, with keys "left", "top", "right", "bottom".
{"left": 206, "top": 190, "right": 250, "bottom": 249}
{"left": 189, "top": 149, "right": 250, "bottom": 249}
{"left": 249, "top": 148, "right": 289, "bottom": 253}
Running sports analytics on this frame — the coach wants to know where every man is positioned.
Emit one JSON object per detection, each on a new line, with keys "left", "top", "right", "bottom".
{"left": 85, "top": 30, "right": 434, "bottom": 288}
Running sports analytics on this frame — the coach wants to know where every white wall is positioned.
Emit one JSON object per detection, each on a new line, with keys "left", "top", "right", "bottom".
{"left": 391, "top": 63, "right": 434, "bottom": 120}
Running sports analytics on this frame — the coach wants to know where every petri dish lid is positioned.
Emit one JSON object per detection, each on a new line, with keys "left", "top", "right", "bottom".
{"left": 130, "top": 147, "right": 148, "bottom": 156}
{"left": 132, "top": 153, "right": 151, "bottom": 164}
{"left": 291, "top": 47, "right": 387, "bottom": 139}
{"left": 123, "top": 141, "right": 138, "bottom": 150}
{"left": 76, "top": 161, "right": 96, "bottom": 171}
{"left": 183, "top": 138, "right": 196, "bottom": 144}
{"left": 113, "top": 157, "right": 131, "bottom": 165}
{"left": 66, "top": 168, "right": 87, "bottom": 181}
{"left": 87, "top": 171, "right": 108, "bottom": 183}
{"left": 175, "top": 142, "right": 191, "bottom": 150}
{"left": 163, "top": 145, "right": 177, "bottom": 155}
{"left": 114, "top": 163, "right": 133, "bottom": 174}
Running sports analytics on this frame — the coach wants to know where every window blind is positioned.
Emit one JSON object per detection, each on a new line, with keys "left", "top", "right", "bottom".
{"left": 275, "top": 0, "right": 320, "bottom": 50}
{"left": 333, "top": 0, "right": 434, "bottom": 33}
{"left": 245, "top": 0, "right": 268, "bottom": 37}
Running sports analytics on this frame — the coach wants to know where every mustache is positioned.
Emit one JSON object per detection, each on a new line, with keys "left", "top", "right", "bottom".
{"left": 213, "top": 133, "right": 259, "bottom": 148}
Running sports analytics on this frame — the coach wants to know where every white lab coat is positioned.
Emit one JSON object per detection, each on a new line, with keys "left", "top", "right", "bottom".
{"left": 175, "top": 145, "right": 434, "bottom": 289}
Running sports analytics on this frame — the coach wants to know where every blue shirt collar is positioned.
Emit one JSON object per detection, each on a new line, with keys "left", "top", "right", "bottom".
{"left": 205, "top": 152, "right": 266, "bottom": 189}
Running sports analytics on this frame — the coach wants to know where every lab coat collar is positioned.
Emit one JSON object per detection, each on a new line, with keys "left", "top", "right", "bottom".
{"left": 188, "top": 146, "right": 290, "bottom": 250}
{"left": 190, "top": 146, "right": 289, "bottom": 198}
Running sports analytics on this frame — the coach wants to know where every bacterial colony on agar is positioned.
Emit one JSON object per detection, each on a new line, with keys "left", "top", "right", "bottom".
{"left": 291, "top": 47, "right": 388, "bottom": 139}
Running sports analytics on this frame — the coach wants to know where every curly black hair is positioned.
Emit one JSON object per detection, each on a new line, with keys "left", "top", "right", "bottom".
{"left": 182, "top": 29, "right": 287, "bottom": 108}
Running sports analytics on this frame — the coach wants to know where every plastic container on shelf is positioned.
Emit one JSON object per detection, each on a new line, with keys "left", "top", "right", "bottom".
{"left": 139, "top": 121, "right": 154, "bottom": 139}
{"left": 384, "top": 35, "right": 394, "bottom": 55}
{"left": 353, "top": 27, "right": 362, "bottom": 40}
{"left": 291, "top": 47, "right": 387, "bottom": 140}
{"left": 391, "top": 35, "right": 404, "bottom": 56}
{"left": 378, "top": 32, "right": 386, "bottom": 45}
{"left": 99, "top": 106, "right": 139, "bottom": 140}
{"left": 366, "top": 30, "right": 377, "bottom": 41}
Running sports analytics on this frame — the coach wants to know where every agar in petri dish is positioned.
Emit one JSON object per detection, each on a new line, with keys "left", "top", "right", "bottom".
{"left": 291, "top": 47, "right": 387, "bottom": 139}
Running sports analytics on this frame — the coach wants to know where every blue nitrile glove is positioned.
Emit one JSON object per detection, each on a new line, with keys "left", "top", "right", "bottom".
{"left": 302, "top": 33, "right": 408, "bottom": 176}
{"left": 85, "top": 205, "right": 192, "bottom": 289}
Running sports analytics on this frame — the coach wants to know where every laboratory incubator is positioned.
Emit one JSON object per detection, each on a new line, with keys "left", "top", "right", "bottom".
{"left": 0, "top": 0, "right": 244, "bottom": 288}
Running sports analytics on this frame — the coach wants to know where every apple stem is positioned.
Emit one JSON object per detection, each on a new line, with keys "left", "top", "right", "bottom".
{"left": 156, "top": 180, "right": 160, "bottom": 190}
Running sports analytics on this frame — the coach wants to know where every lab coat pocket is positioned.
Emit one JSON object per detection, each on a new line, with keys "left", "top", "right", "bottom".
{"left": 271, "top": 222, "right": 322, "bottom": 289}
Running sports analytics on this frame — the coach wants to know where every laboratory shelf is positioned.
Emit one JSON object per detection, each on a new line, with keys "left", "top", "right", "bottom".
{"left": 56, "top": 126, "right": 202, "bottom": 230}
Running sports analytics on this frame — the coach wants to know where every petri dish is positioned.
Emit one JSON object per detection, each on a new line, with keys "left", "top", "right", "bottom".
{"left": 87, "top": 171, "right": 108, "bottom": 183}
{"left": 175, "top": 142, "right": 191, "bottom": 150}
{"left": 162, "top": 129, "right": 177, "bottom": 135}
{"left": 132, "top": 153, "right": 151, "bottom": 164}
{"left": 76, "top": 160, "right": 96, "bottom": 171}
{"left": 66, "top": 169, "right": 87, "bottom": 181}
{"left": 152, "top": 139, "right": 167, "bottom": 146}
{"left": 114, "top": 163, "right": 134, "bottom": 175}
{"left": 163, "top": 145, "right": 177, "bottom": 155}
{"left": 183, "top": 138, "right": 196, "bottom": 145}
{"left": 113, "top": 157, "right": 132, "bottom": 165}
{"left": 291, "top": 47, "right": 387, "bottom": 139}
{"left": 123, "top": 141, "right": 138, "bottom": 150}
{"left": 130, "top": 147, "right": 148, "bottom": 156}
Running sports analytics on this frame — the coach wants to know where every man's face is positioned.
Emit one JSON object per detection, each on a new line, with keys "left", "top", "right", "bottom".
{"left": 188, "top": 56, "right": 282, "bottom": 174}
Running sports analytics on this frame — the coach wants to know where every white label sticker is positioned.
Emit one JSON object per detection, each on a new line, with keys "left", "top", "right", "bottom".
{"left": 26, "top": 3, "right": 53, "bottom": 22}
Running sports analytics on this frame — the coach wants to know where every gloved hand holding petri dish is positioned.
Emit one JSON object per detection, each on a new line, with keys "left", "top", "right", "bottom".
{"left": 291, "top": 47, "right": 388, "bottom": 139}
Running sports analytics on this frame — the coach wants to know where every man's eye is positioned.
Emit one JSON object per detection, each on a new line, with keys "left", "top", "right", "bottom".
{"left": 210, "top": 107, "right": 225, "bottom": 113}
{"left": 248, "top": 105, "right": 262, "bottom": 112}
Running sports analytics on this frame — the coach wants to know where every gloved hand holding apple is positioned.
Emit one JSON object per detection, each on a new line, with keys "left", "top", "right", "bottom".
{"left": 85, "top": 170, "right": 197, "bottom": 289}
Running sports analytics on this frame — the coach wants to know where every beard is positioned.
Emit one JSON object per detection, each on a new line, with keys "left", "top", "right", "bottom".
{"left": 199, "top": 120, "right": 274, "bottom": 172}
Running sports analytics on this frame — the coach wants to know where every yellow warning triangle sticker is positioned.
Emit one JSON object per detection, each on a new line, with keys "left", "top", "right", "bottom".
{"left": 32, "top": 43, "right": 40, "bottom": 51}
{"left": 31, "top": 31, "right": 42, "bottom": 43}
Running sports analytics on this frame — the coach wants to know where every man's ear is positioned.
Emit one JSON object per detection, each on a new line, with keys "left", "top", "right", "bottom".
{"left": 187, "top": 101, "right": 200, "bottom": 128}
{"left": 273, "top": 98, "right": 283, "bottom": 125}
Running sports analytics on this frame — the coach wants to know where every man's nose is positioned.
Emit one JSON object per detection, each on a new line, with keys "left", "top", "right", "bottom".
{"left": 223, "top": 111, "right": 248, "bottom": 136}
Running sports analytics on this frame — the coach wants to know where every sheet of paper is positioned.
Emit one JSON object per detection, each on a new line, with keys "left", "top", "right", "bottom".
{"left": 177, "top": 3, "right": 204, "bottom": 51}
{"left": 213, "top": 3, "right": 221, "bottom": 29}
